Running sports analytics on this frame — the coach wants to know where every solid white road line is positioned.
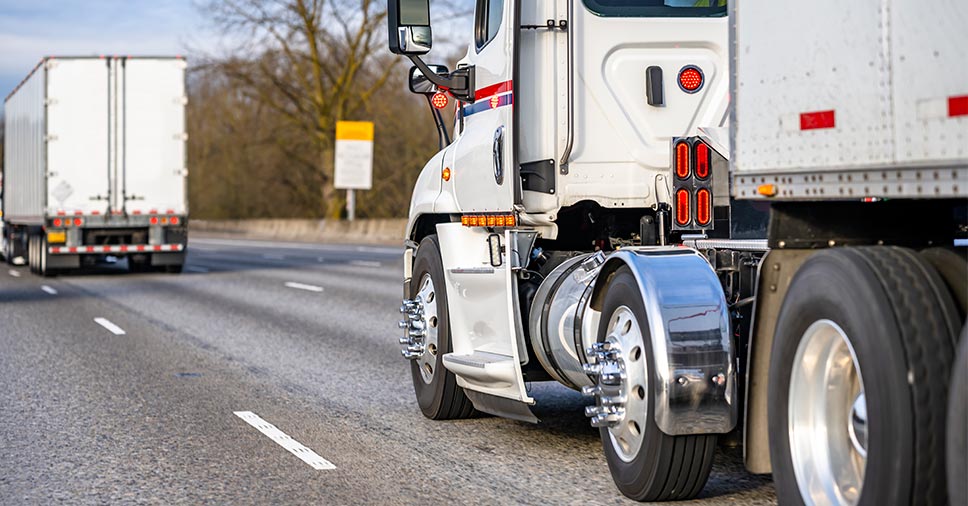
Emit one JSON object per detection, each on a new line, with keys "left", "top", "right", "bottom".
{"left": 284, "top": 281, "right": 324, "bottom": 293}
{"left": 41, "top": 285, "right": 58, "bottom": 295}
{"left": 8, "top": 269, "right": 21, "bottom": 277}
{"left": 350, "top": 260, "right": 382, "bottom": 268}
{"left": 233, "top": 411, "right": 335, "bottom": 470}
{"left": 94, "top": 318, "right": 126, "bottom": 335}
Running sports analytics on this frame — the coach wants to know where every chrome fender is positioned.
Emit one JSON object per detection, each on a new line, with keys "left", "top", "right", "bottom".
{"left": 589, "top": 247, "right": 736, "bottom": 435}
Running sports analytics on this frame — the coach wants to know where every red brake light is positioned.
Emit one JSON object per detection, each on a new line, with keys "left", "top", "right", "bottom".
{"left": 675, "top": 189, "right": 691, "bottom": 226}
{"left": 678, "top": 66, "right": 704, "bottom": 93}
{"left": 431, "top": 92, "right": 449, "bottom": 109}
{"left": 53, "top": 218, "right": 62, "bottom": 227}
{"left": 170, "top": 216, "right": 180, "bottom": 225}
{"left": 73, "top": 218, "right": 83, "bottom": 226}
{"left": 150, "top": 216, "right": 159, "bottom": 225}
{"left": 696, "top": 188, "right": 712, "bottom": 226}
{"left": 675, "top": 141, "right": 690, "bottom": 179}
{"left": 695, "top": 142, "right": 710, "bottom": 179}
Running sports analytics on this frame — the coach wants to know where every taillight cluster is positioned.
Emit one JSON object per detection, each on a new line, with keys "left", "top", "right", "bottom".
{"left": 672, "top": 138, "right": 714, "bottom": 230}
{"left": 461, "top": 213, "right": 517, "bottom": 228}
{"left": 52, "top": 217, "right": 83, "bottom": 227}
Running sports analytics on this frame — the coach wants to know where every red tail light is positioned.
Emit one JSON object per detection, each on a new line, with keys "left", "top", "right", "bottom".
{"left": 695, "top": 142, "right": 710, "bottom": 180}
{"left": 696, "top": 188, "right": 712, "bottom": 226}
{"left": 675, "top": 141, "right": 690, "bottom": 179}
{"left": 150, "top": 216, "right": 159, "bottom": 225}
{"left": 73, "top": 218, "right": 83, "bottom": 226}
{"left": 53, "top": 218, "right": 62, "bottom": 227}
{"left": 170, "top": 216, "right": 180, "bottom": 225}
{"left": 675, "top": 189, "right": 691, "bottom": 226}
{"left": 431, "top": 92, "right": 449, "bottom": 109}
{"left": 678, "top": 66, "right": 704, "bottom": 93}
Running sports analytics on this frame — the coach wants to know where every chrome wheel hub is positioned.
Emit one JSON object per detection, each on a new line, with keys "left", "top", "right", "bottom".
{"left": 789, "top": 319, "right": 867, "bottom": 506}
{"left": 583, "top": 306, "right": 649, "bottom": 462}
{"left": 398, "top": 274, "right": 439, "bottom": 384}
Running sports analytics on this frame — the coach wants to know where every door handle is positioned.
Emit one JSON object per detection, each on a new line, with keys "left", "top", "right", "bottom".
{"left": 493, "top": 125, "right": 505, "bottom": 185}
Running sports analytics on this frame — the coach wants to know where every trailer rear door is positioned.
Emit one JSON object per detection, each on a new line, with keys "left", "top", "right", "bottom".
{"left": 122, "top": 59, "right": 187, "bottom": 215}
{"left": 46, "top": 58, "right": 110, "bottom": 215}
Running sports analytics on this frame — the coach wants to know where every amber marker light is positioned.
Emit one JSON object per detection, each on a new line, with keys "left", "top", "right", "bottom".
{"left": 442, "top": 167, "right": 452, "bottom": 181}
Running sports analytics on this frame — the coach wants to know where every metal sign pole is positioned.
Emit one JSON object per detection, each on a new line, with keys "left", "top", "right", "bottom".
{"left": 347, "top": 189, "right": 355, "bottom": 221}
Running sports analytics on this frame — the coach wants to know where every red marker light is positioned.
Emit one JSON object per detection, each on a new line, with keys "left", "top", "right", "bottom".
{"left": 675, "top": 141, "right": 690, "bottom": 179}
{"left": 675, "top": 189, "right": 691, "bottom": 226}
{"left": 678, "top": 66, "right": 703, "bottom": 93}
{"left": 53, "top": 218, "right": 62, "bottom": 227}
{"left": 73, "top": 218, "right": 82, "bottom": 226}
{"left": 695, "top": 142, "right": 710, "bottom": 179}
{"left": 150, "top": 216, "right": 159, "bottom": 225}
{"left": 170, "top": 216, "right": 180, "bottom": 225}
{"left": 431, "top": 92, "right": 449, "bottom": 109}
{"left": 696, "top": 188, "right": 712, "bottom": 226}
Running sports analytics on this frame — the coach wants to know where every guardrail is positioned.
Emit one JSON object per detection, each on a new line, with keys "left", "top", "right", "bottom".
{"left": 189, "top": 219, "right": 406, "bottom": 245}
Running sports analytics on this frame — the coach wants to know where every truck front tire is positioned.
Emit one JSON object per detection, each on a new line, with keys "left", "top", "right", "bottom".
{"left": 768, "top": 247, "right": 959, "bottom": 506}
{"left": 409, "top": 235, "right": 476, "bottom": 420}
{"left": 596, "top": 267, "right": 716, "bottom": 502}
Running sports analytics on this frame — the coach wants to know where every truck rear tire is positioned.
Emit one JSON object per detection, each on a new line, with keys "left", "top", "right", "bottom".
{"left": 948, "top": 324, "right": 968, "bottom": 505}
{"left": 768, "top": 247, "right": 959, "bottom": 506}
{"left": 596, "top": 267, "right": 716, "bottom": 502}
{"left": 409, "top": 235, "right": 476, "bottom": 420}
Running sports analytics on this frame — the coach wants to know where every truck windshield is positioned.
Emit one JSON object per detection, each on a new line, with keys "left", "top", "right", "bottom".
{"left": 583, "top": 0, "right": 726, "bottom": 18}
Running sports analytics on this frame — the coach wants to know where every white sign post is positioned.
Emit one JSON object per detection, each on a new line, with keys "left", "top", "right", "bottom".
{"left": 333, "top": 121, "right": 374, "bottom": 221}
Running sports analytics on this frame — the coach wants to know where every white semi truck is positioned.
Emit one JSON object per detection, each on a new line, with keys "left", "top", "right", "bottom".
{"left": 388, "top": 0, "right": 967, "bottom": 503}
{"left": 2, "top": 56, "right": 188, "bottom": 275}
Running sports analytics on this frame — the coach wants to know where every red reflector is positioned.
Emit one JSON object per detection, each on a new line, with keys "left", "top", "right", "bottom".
{"left": 695, "top": 143, "right": 710, "bottom": 179}
{"left": 431, "top": 92, "right": 449, "bottom": 109}
{"left": 696, "top": 188, "right": 712, "bottom": 226}
{"left": 675, "top": 189, "right": 690, "bottom": 226}
{"left": 74, "top": 211, "right": 82, "bottom": 216}
{"left": 678, "top": 66, "right": 703, "bottom": 93}
{"left": 137, "top": 245, "right": 146, "bottom": 252}
{"left": 69, "top": 247, "right": 78, "bottom": 253}
{"left": 949, "top": 95, "right": 968, "bottom": 117}
{"left": 170, "top": 216, "right": 180, "bottom": 225}
{"left": 73, "top": 218, "right": 82, "bottom": 226}
{"left": 57, "top": 210, "right": 66, "bottom": 216}
{"left": 800, "top": 110, "right": 836, "bottom": 130}
{"left": 154, "top": 245, "right": 163, "bottom": 252}
{"left": 92, "top": 210, "right": 100, "bottom": 215}
{"left": 150, "top": 216, "right": 159, "bottom": 225}
{"left": 53, "top": 218, "right": 62, "bottom": 227}
{"left": 132, "top": 210, "right": 142, "bottom": 215}
{"left": 86, "top": 246, "right": 95, "bottom": 253}
{"left": 675, "top": 142, "right": 690, "bottom": 179}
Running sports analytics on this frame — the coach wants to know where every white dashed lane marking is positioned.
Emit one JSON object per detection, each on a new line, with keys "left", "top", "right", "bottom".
{"left": 350, "top": 260, "right": 382, "bottom": 268}
{"left": 8, "top": 269, "right": 21, "bottom": 277}
{"left": 93, "top": 318, "right": 126, "bottom": 335}
{"left": 41, "top": 285, "right": 58, "bottom": 295}
{"left": 284, "top": 282, "right": 324, "bottom": 293}
{"left": 234, "top": 411, "right": 335, "bottom": 470}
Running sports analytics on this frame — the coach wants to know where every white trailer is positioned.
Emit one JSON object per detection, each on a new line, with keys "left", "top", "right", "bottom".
{"left": 386, "top": 0, "right": 966, "bottom": 503}
{"left": 2, "top": 56, "right": 188, "bottom": 275}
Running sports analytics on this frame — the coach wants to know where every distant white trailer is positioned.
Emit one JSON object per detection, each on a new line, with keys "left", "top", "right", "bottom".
{"left": 2, "top": 56, "right": 188, "bottom": 275}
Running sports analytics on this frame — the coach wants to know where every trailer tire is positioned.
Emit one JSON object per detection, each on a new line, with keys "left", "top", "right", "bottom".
{"left": 948, "top": 325, "right": 968, "bottom": 505}
{"left": 28, "top": 235, "right": 38, "bottom": 274}
{"left": 596, "top": 267, "right": 716, "bottom": 502}
{"left": 409, "top": 235, "right": 476, "bottom": 420}
{"left": 920, "top": 247, "right": 967, "bottom": 318}
{"left": 768, "top": 247, "right": 959, "bottom": 506}
{"left": 39, "top": 236, "right": 52, "bottom": 277}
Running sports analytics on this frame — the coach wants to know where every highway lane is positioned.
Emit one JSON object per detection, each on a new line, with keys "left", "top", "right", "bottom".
{"left": 0, "top": 236, "right": 775, "bottom": 505}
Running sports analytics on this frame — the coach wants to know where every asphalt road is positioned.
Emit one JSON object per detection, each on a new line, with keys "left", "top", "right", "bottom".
{"left": 0, "top": 236, "right": 775, "bottom": 505}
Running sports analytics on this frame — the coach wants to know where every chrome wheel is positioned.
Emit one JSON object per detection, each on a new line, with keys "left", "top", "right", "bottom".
{"left": 789, "top": 319, "right": 867, "bottom": 506}
{"left": 414, "top": 274, "right": 439, "bottom": 384}
{"left": 584, "top": 306, "right": 648, "bottom": 463}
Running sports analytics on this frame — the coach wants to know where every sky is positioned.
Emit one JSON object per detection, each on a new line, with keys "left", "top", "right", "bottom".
{"left": 0, "top": 0, "right": 219, "bottom": 96}
{"left": 0, "top": 0, "right": 473, "bottom": 98}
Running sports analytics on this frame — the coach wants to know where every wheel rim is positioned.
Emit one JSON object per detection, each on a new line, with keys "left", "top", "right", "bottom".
{"left": 415, "top": 273, "right": 440, "bottom": 384}
{"left": 603, "top": 306, "right": 648, "bottom": 463}
{"left": 789, "top": 319, "right": 867, "bottom": 506}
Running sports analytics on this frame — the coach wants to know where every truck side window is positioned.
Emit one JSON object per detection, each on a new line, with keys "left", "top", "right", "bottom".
{"left": 475, "top": 0, "right": 504, "bottom": 51}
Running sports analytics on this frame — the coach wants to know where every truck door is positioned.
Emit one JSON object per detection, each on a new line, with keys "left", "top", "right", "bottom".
{"left": 121, "top": 58, "right": 187, "bottom": 215}
{"left": 451, "top": 0, "right": 516, "bottom": 213}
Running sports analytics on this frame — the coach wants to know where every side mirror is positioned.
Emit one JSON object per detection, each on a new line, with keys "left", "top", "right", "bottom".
{"left": 409, "top": 65, "right": 448, "bottom": 94}
{"left": 388, "top": 0, "right": 433, "bottom": 55}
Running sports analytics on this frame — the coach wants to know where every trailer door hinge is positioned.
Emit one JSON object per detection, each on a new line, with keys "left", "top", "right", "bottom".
{"left": 173, "top": 133, "right": 188, "bottom": 141}
{"left": 45, "top": 98, "right": 58, "bottom": 106}
{"left": 45, "top": 134, "right": 58, "bottom": 142}
{"left": 175, "top": 169, "right": 189, "bottom": 177}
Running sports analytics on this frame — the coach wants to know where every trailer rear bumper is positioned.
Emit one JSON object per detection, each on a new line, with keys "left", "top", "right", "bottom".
{"left": 48, "top": 244, "right": 185, "bottom": 254}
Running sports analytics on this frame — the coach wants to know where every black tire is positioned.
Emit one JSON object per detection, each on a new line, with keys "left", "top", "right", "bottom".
{"left": 39, "top": 236, "right": 53, "bottom": 277}
{"left": 28, "top": 235, "right": 37, "bottom": 274}
{"left": 769, "top": 247, "right": 959, "bottom": 506}
{"left": 597, "top": 267, "right": 716, "bottom": 502}
{"left": 409, "top": 235, "right": 476, "bottom": 420}
{"left": 920, "top": 247, "right": 968, "bottom": 319}
{"left": 948, "top": 325, "right": 968, "bottom": 506}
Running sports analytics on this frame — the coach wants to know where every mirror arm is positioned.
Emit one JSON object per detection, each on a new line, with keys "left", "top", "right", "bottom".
{"left": 407, "top": 55, "right": 469, "bottom": 99}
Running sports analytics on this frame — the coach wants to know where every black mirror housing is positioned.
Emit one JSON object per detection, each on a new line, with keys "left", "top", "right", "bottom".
{"left": 388, "top": 0, "right": 433, "bottom": 55}
{"left": 409, "top": 64, "right": 449, "bottom": 94}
